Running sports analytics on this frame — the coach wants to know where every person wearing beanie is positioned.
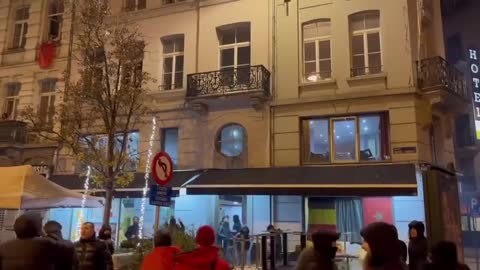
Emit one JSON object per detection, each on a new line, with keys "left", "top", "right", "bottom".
{"left": 175, "top": 225, "right": 230, "bottom": 270}
{"left": 296, "top": 230, "right": 340, "bottom": 270}
{"left": 407, "top": 221, "right": 428, "bottom": 270}
{"left": 142, "top": 230, "right": 181, "bottom": 270}
{"left": 361, "top": 222, "right": 407, "bottom": 270}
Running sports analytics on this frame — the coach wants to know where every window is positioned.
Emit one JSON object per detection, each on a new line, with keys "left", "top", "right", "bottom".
{"left": 216, "top": 124, "right": 246, "bottom": 157}
{"left": 302, "top": 113, "right": 389, "bottom": 164}
{"left": 116, "top": 131, "right": 140, "bottom": 171}
{"left": 11, "top": 6, "right": 29, "bottom": 49}
{"left": 447, "top": 34, "right": 464, "bottom": 64}
{"left": 4, "top": 83, "right": 21, "bottom": 120}
{"left": 303, "top": 19, "right": 332, "bottom": 82}
{"left": 349, "top": 11, "right": 382, "bottom": 76}
{"left": 162, "top": 0, "right": 187, "bottom": 4}
{"left": 218, "top": 23, "right": 251, "bottom": 85}
{"left": 161, "top": 128, "right": 179, "bottom": 168}
{"left": 39, "top": 79, "right": 56, "bottom": 126}
{"left": 47, "top": 0, "right": 64, "bottom": 41}
{"left": 162, "top": 36, "right": 184, "bottom": 90}
{"left": 125, "top": 0, "right": 146, "bottom": 11}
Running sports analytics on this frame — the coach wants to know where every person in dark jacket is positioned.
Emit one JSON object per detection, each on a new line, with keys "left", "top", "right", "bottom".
{"left": 424, "top": 241, "right": 470, "bottom": 270}
{"left": 232, "top": 215, "right": 242, "bottom": 234}
{"left": 75, "top": 222, "right": 113, "bottom": 270}
{"left": 392, "top": 226, "right": 408, "bottom": 263}
{"left": 98, "top": 224, "right": 114, "bottom": 255}
{"left": 0, "top": 212, "right": 61, "bottom": 270}
{"left": 296, "top": 230, "right": 340, "bottom": 270}
{"left": 408, "top": 221, "right": 428, "bottom": 270}
{"left": 44, "top": 220, "right": 79, "bottom": 270}
{"left": 361, "top": 222, "right": 408, "bottom": 270}
{"left": 125, "top": 216, "right": 140, "bottom": 240}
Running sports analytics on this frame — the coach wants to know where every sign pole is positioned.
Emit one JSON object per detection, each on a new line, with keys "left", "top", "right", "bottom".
{"left": 154, "top": 206, "right": 161, "bottom": 231}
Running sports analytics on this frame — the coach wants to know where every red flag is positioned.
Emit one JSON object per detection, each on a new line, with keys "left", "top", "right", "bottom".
{"left": 39, "top": 42, "right": 56, "bottom": 69}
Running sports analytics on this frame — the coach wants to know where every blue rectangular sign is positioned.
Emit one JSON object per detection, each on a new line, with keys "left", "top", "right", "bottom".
{"left": 149, "top": 185, "right": 173, "bottom": 207}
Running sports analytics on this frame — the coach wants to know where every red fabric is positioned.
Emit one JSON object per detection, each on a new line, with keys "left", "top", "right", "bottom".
{"left": 174, "top": 246, "right": 230, "bottom": 270}
{"left": 141, "top": 246, "right": 181, "bottom": 270}
{"left": 196, "top": 225, "right": 215, "bottom": 247}
{"left": 363, "top": 197, "right": 394, "bottom": 225}
{"left": 39, "top": 42, "right": 56, "bottom": 69}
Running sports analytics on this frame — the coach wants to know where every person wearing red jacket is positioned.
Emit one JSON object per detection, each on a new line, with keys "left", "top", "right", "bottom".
{"left": 142, "top": 230, "right": 181, "bottom": 270}
{"left": 175, "top": 225, "right": 230, "bottom": 270}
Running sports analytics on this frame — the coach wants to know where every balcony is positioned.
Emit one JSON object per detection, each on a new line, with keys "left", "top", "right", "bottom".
{"left": 186, "top": 65, "right": 270, "bottom": 113}
{"left": 0, "top": 120, "right": 27, "bottom": 145}
{"left": 417, "top": 56, "right": 469, "bottom": 110}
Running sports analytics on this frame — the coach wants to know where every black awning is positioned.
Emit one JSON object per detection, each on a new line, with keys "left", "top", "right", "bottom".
{"left": 49, "top": 170, "right": 201, "bottom": 198}
{"left": 185, "top": 164, "right": 418, "bottom": 196}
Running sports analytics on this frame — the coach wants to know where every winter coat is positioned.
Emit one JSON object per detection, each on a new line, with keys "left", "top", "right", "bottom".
{"left": 46, "top": 232, "right": 79, "bottom": 270}
{"left": 125, "top": 223, "right": 140, "bottom": 239}
{"left": 398, "top": 239, "right": 408, "bottom": 263}
{"left": 74, "top": 236, "right": 113, "bottom": 270}
{"left": 296, "top": 248, "right": 337, "bottom": 270}
{"left": 408, "top": 221, "right": 428, "bottom": 270}
{"left": 174, "top": 246, "right": 230, "bottom": 270}
{"left": 423, "top": 241, "right": 470, "bottom": 270}
{"left": 142, "top": 246, "right": 181, "bottom": 270}
{"left": 0, "top": 212, "right": 61, "bottom": 270}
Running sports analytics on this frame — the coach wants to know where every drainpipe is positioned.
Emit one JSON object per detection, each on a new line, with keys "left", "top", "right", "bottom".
{"left": 195, "top": 0, "right": 200, "bottom": 73}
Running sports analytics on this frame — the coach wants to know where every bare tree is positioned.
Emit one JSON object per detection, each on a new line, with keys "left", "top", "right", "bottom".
{"left": 21, "top": 0, "right": 150, "bottom": 225}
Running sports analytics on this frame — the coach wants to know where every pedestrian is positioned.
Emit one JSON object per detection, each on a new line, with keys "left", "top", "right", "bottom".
{"left": 296, "top": 230, "right": 340, "bottom": 270}
{"left": 423, "top": 241, "right": 470, "bottom": 270}
{"left": 0, "top": 212, "right": 61, "bottom": 270}
{"left": 98, "top": 224, "right": 114, "bottom": 255}
{"left": 174, "top": 225, "right": 230, "bottom": 270}
{"left": 392, "top": 226, "right": 408, "bottom": 263}
{"left": 74, "top": 222, "right": 113, "bottom": 270}
{"left": 44, "top": 220, "right": 79, "bottom": 270}
{"left": 234, "top": 226, "right": 251, "bottom": 266}
{"left": 141, "top": 229, "right": 181, "bottom": 270}
{"left": 408, "top": 221, "right": 428, "bottom": 270}
{"left": 361, "top": 222, "right": 407, "bottom": 270}
{"left": 125, "top": 216, "right": 140, "bottom": 240}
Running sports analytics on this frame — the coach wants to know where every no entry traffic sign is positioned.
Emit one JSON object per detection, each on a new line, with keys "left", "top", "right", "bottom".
{"left": 152, "top": 152, "right": 174, "bottom": 186}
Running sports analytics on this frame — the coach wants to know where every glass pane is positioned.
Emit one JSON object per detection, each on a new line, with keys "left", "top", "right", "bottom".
{"left": 21, "top": 24, "right": 28, "bottom": 48}
{"left": 319, "top": 60, "right": 332, "bottom": 78}
{"left": 163, "top": 57, "right": 173, "bottom": 73}
{"left": 304, "top": 62, "right": 317, "bottom": 81}
{"left": 163, "top": 128, "right": 179, "bottom": 166}
{"left": 367, "top": 33, "right": 380, "bottom": 53}
{"left": 49, "top": 0, "right": 64, "bottom": 14}
{"left": 352, "top": 35, "right": 364, "bottom": 55}
{"left": 365, "top": 11, "right": 380, "bottom": 29}
{"left": 174, "top": 72, "right": 183, "bottom": 88}
{"left": 175, "top": 37, "right": 184, "bottom": 52}
{"left": 318, "top": 40, "right": 331, "bottom": 59}
{"left": 16, "top": 7, "right": 29, "bottom": 20}
{"left": 49, "top": 16, "right": 62, "bottom": 39}
{"left": 163, "top": 74, "right": 172, "bottom": 90}
{"left": 333, "top": 119, "right": 357, "bottom": 161}
{"left": 316, "top": 20, "right": 331, "bottom": 36}
{"left": 138, "top": 0, "right": 147, "bottom": 9}
{"left": 236, "top": 26, "right": 250, "bottom": 43}
{"left": 309, "top": 119, "right": 330, "bottom": 162}
{"left": 304, "top": 42, "right": 316, "bottom": 61}
{"left": 359, "top": 115, "right": 382, "bottom": 161}
{"left": 303, "top": 23, "right": 317, "bottom": 40}
{"left": 6, "top": 83, "right": 20, "bottom": 96}
{"left": 175, "top": 55, "right": 184, "bottom": 72}
{"left": 368, "top": 53, "right": 382, "bottom": 73}
{"left": 219, "top": 28, "right": 235, "bottom": 45}
{"left": 5, "top": 100, "right": 14, "bottom": 117}
{"left": 352, "top": 55, "right": 365, "bottom": 76}
{"left": 219, "top": 125, "right": 245, "bottom": 157}
{"left": 163, "top": 39, "right": 174, "bottom": 54}
{"left": 220, "top": 48, "right": 234, "bottom": 67}
{"left": 350, "top": 14, "right": 364, "bottom": 31}
{"left": 12, "top": 24, "right": 22, "bottom": 47}
{"left": 39, "top": 96, "right": 49, "bottom": 122}
{"left": 237, "top": 46, "right": 250, "bottom": 65}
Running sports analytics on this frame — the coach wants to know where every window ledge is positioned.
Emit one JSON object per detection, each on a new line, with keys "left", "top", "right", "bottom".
{"left": 3, "top": 48, "right": 26, "bottom": 55}
{"left": 346, "top": 72, "right": 387, "bottom": 84}
{"left": 299, "top": 79, "right": 338, "bottom": 95}
{"left": 149, "top": 88, "right": 186, "bottom": 100}
{"left": 299, "top": 79, "right": 337, "bottom": 88}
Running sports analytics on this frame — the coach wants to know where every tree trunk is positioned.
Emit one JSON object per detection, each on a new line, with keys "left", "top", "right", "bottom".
{"left": 102, "top": 177, "right": 114, "bottom": 225}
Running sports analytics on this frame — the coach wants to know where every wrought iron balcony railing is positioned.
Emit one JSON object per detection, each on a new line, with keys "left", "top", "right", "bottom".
{"left": 417, "top": 56, "right": 468, "bottom": 100}
{"left": 0, "top": 120, "right": 27, "bottom": 144}
{"left": 186, "top": 65, "right": 270, "bottom": 98}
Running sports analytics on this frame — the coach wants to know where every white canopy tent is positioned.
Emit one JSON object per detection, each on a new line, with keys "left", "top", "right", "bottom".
{"left": 0, "top": 165, "right": 103, "bottom": 209}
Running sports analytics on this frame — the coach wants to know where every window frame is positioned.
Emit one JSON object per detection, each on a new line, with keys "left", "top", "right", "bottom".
{"left": 4, "top": 83, "right": 21, "bottom": 120}
{"left": 349, "top": 11, "right": 383, "bottom": 77}
{"left": 302, "top": 19, "right": 332, "bottom": 82}
{"left": 46, "top": 0, "right": 64, "bottom": 41}
{"left": 11, "top": 6, "right": 30, "bottom": 49}
{"left": 330, "top": 116, "right": 359, "bottom": 163}
{"left": 39, "top": 79, "right": 57, "bottom": 127}
{"left": 161, "top": 35, "right": 184, "bottom": 91}
{"left": 217, "top": 24, "right": 251, "bottom": 70}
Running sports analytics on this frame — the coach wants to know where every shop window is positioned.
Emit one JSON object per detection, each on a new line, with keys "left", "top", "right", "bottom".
{"left": 302, "top": 19, "right": 332, "bottom": 82}
{"left": 161, "top": 128, "right": 179, "bottom": 168}
{"left": 3, "top": 83, "right": 21, "bottom": 120}
{"left": 216, "top": 124, "right": 246, "bottom": 157}
{"left": 161, "top": 35, "right": 184, "bottom": 90}
{"left": 46, "top": 0, "right": 64, "bottom": 41}
{"left": 11, "top": 6, "right": 30, "bottom": 49}
{"left": 302, "top": 113, "right": 389, "bottom": 164}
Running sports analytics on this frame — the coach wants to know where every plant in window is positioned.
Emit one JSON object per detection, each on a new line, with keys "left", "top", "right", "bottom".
{"left": 20, "top": 0, "right": 151, "bottom": 225}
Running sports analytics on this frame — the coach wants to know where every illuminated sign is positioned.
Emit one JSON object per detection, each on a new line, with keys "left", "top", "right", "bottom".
{"left": 468, "top": 49, "right": 480, "bottom": 140}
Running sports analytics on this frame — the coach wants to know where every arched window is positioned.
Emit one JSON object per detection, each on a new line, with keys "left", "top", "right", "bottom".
{"left": 216, "top": 124, "right": 246, "bottom": 157}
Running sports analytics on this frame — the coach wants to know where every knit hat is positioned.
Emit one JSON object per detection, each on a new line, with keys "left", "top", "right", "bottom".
{"left": 196, "top": 225, "right": 215, "bottom": 247}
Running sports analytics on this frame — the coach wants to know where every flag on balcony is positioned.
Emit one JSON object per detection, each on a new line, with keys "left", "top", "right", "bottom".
{"left": 39, "top": 42, "right": 56, "bottom": 69}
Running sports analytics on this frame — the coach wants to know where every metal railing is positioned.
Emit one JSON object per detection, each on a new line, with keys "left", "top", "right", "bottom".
{"left": 417, "top": 56, "right": 468, "bottom": 100}
{"left": 186, "top": 65, "right": 270, "bottom": 98}
{"left": 0, "top": 120, "right": 27, "bottom": 144}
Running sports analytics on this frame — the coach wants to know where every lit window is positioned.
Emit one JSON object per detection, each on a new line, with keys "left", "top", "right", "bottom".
{"left": 303, "top": 19, "right": 332, "bottom": 82}
{"left": 217, "top": 124, "right": 246, "bottom": 157}
{"left": 162, "top": 36, "right": 184, "bottom": 90}
{"left": 306, "top": 119, "right": 330, "bottom": 162}
{"left": 161, "top": 128, "right": 179, "bottom": 168}
{"left": 350, "top": 11, "right": 382, "bottom": 76}
{"left": 3, "top": 83, "right": 21, "bottom": 120}
{"left": 11, "top": 7, "right": 29, "bottom": 49}
{"left": 39, "top": 79, "right": 56, "bottom": 127}
{"left": 125, "top": 0, "right": 146, "bottom": 11}
{"left": 332, "top": 118, "right": 357, "bottom": 162}
{"left": 47, "top": 0, "right": 64, "bottom": 41}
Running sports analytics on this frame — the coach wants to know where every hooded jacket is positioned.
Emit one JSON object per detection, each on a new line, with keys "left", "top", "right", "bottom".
{"left": 0, "top": 213, "right": 61, "bottom": 270}
{"left": 44, "top": 221, "right": 79, "bottom": 270}
{"left": 142, "top": 246, "right": 181, "bottom": 270}
{"left": 408, "top": 221, "right": 428, "bottom": 270}
{"left": 361, "top": 222, "right": 408, "bottom": 270}
{"left": 296, "top": 231, "right": 340, "bottom": 270}
{"left": 74, "top": 235, "right": 113, "bottom": 270}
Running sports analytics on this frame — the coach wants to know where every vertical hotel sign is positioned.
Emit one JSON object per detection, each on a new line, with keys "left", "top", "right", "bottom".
{"left": 469, "top": 49, "right": 480, "bottom": 140}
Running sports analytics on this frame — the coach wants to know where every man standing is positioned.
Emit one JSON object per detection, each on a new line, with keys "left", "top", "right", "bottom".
{"left": 44, "top": 220, "right": 79, "bottom": 270}
{"left": 75, "top": 222, "right": 113, "bottom": 270}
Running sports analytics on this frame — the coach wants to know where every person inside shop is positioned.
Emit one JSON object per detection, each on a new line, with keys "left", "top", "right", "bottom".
{"left": 125, "top": 216, "right": 140, "bottom": 240}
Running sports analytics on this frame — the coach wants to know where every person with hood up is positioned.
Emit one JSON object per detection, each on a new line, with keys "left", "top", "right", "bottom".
{"left": 361, "top": 222, "right": 407, "bottom": 270}
{"left": 141, "top": 229, "right": 181, "bottom": 270}
{"left": 98, "top": 224, "right": 114, "bottom": 255}
{"left": 74, "top": 222, "right": 113, "bottom": 270}
{"left": 44, "top": 220, "right": 79, "bottom": 270}
{"left": 423, "top": 241, "right": 470, "bottom": 270}
{"left": 296, "top": 230, "right": 340, "bottom": 270}
{"left": 408, "top": 221, "right": 428, "bottom": 270}
{"left": 125, "top": 216, "right": 140, "bottom": 240}
{"left": 0, "top": 212, "right": 62, "bottom": 270}
{"left": 175, "top": 225, "right": 230, "bottom": 270}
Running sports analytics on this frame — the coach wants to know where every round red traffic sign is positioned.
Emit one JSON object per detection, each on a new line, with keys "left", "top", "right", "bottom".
{"left": 151, "top": 152, "right": 174, "bottom": 186}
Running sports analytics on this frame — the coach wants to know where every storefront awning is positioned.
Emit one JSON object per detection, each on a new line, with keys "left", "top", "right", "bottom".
{"left": 184, "top": 164, "right": 418, "bottom": 196}
{"left": 49, "top": 170, "right": 201, "bottom": 198}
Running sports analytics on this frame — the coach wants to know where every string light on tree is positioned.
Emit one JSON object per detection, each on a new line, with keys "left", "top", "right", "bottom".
{"left": 76, "top": 165, "right": 91, "bottom": 239}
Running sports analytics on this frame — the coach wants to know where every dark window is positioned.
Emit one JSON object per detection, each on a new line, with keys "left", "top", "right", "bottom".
{"left": 161, "top": 128, "right": 179, "bottom": 168}
{"left": 446, "top": 34, "right": 464, "bottom": 64}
